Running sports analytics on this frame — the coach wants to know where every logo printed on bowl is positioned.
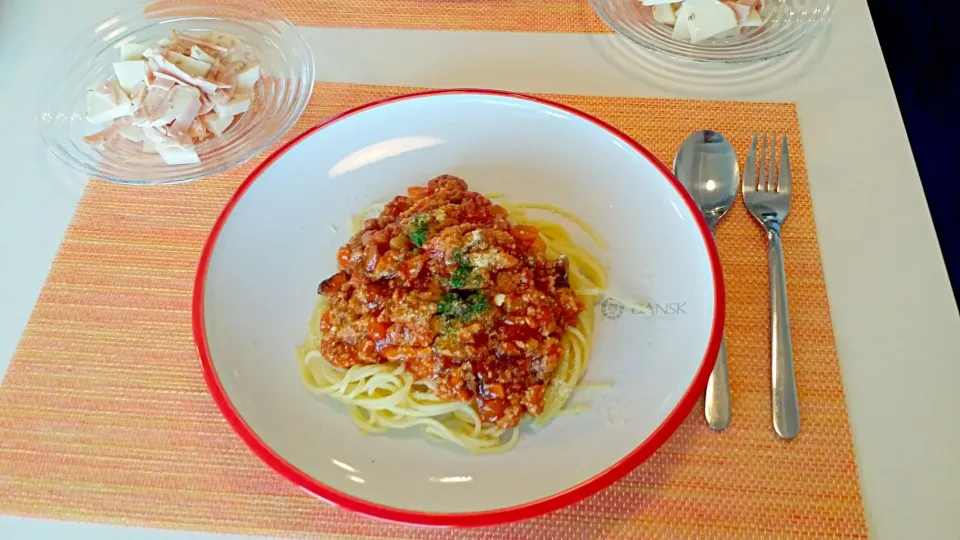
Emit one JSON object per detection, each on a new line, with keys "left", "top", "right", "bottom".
{"left": 598, "top": 296, "right": 689, "bottom": 320}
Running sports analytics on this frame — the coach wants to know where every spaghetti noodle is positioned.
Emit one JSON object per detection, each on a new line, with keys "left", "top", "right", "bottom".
{"left": 296, "top": 175, "right": 607, "bottom": 453}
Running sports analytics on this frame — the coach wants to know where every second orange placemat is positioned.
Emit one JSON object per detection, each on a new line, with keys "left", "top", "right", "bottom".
{"left": 281, "top": 0, "right": 610, "bottom": 33}
{"left": 153, "top": 0, "right": 612, "bottom": 33}
{"left": 0, "top": 82, "right": 867, "bottom": 538}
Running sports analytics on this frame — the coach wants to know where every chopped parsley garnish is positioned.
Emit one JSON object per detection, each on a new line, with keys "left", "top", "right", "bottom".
{"left": 408, "top": 213, "right": 429, "bottom": 247}
{"left": 437, "top": 292, "right": 462, "bottom": 317}
{"left": 448, "top": 265, "right": 472, "bottom": 288}
{"left": 437, "top": 291, "right": 489, "bottom": 322}
{"left": 446, "top": 247, "right": 473, "bottom": 288}
{"left": 466, "top": 293, "right": 488, "bottom": 319}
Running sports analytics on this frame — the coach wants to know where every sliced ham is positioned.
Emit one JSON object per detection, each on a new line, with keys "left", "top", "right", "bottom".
{"left": 209, "top": 90, "right": 231, "bottom": 106}
{"left": 83, "top": 117, "right": 132, "bottom": 145}
{"left": 218, "top": 60, "right": 245, "bottom": 78}
{"left": 149, "top": 76, "right": 177, "bottom": 91}
{"left": 172, "top": 30, "right": 230, "bottom": 52}
{"left": 168, "top": 39, "right": 192, "bottom": 55}
{"left": 187, "top": 118, "right": 209, "bottom": 141}
{"left": 144, "top": 125, "right": 188, "bottom": 147}
{"left": 225, "top": 41, "right": 257, "bottom": 65}
{"left": 211, "top": 60, "right": 243, "bottom": 98}
{"left": 95, "top": 80, "right": 127, "bottom": 105}
{"left": 167, "top": 93, "right": 202, "bottom": 136}
{"left": 198, "top": 93, "right": 215, "bottom": 115}
{"left": 143, "top": 85, "right": 174, "bottom": 121}
{"left": 144, "top": 49, "right": 220, "bottom": 94}
{"left": 84, "top": 29, "right": 260, "bottom": 165}
{"left": 128, "top": 82, "right": 147, "bottom": 108}
{"left": 725, "top": 1, "right": 751, "bottom": 24}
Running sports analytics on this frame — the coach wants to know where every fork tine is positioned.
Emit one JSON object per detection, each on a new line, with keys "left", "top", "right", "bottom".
{"left": 778, "top": 136, "right": 791, "bottom": 193}
{"left": 768, "top": 134, "right": 778, "bottom": 191}
{"left": 758, "top": 134, "right": 768, "bottom": 191}
{"left": 743, "top": 133, "right": 758, "bottom": 193}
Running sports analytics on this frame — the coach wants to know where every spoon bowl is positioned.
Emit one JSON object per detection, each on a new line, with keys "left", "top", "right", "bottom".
{"left": 673, "top": 131, "right": 739, "bottom": 228}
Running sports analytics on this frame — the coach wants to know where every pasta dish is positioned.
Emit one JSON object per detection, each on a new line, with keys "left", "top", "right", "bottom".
{"left": 297, "top": 175, "right": 607, "bottom": 453}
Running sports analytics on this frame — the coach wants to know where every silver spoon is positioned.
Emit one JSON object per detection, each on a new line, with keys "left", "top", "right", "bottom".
{"left": 673, "top": 130, "right": 738, "bottom": 431}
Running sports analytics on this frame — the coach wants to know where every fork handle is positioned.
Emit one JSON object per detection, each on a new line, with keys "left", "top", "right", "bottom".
{"left": 767, "top": 224, "right": 800, "bottom": 439}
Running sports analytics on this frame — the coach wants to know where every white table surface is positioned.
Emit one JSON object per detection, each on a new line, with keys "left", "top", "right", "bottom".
{"left": 3, "top": 0, "right": 960, "bottom": 538}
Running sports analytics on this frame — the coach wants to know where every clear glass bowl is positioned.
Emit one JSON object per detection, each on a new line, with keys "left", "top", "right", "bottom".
{"left": 589, "top": 0, "right": 834, "bottom": 63}
{"left": 38, "top": 0, "right": 314, "bottom": 185}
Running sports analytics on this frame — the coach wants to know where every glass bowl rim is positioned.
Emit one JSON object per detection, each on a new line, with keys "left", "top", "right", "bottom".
{"left": 588, "top": 0, "right": 836, "bottom": 64}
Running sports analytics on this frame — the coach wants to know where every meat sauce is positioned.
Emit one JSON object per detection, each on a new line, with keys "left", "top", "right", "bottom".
{"left": 317, "top": 175, "right": 582, "bottom": 429}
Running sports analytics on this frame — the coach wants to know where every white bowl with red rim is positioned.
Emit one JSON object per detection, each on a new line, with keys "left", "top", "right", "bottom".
{"left": 193, "top": 89, "right": 724, "bottom": 526}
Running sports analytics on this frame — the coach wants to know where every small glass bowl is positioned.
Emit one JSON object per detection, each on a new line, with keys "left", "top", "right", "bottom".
{"left": 38, "top": 0, "right": 314, "bottom": 185}
{"left": 589, "top": 0, "right": 834, "bottom": 63}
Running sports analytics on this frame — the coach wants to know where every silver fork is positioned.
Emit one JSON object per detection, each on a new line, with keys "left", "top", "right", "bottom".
{"left": 742, "top": 134, "right": 799, "bottom": 440}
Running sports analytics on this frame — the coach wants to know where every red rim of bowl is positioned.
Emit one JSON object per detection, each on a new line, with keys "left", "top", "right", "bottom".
{"left": 192, "top": 89, "right": 725, "bottom": 527}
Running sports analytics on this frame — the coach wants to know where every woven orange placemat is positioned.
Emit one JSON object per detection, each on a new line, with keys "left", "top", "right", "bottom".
{"left": 151, "top": 0, "right": 612, "bottom": 33}
{"left": 0, "top": 83, "right": 867, "bottom": 538}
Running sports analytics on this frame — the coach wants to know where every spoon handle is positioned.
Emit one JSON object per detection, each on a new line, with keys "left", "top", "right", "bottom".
{"left": 705, "top": 336, "right": 731, "bottom": 430}
{"left": 767, "top": 224, "right": 799, "bottom": 439}
{"left": 704, "top": 220, "right": 731, "bottom": 431}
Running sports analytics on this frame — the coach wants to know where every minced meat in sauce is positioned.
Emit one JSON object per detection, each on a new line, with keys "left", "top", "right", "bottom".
{"left": 317, "top": 175, "right": 582, "bottom": 429}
